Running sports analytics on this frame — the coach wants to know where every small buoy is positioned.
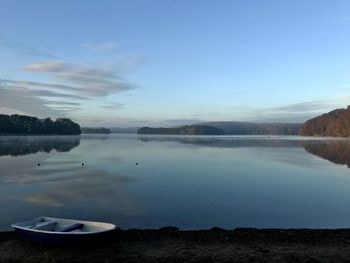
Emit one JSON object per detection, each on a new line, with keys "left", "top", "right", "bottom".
{"left": 136, "top": 162, "right": 139, "bottom": 165}
{"left": 82, "top": 162, "right": 85, "bottom": 166}
{"left": 37, "top": 163, "right": 40, "bottom": 166}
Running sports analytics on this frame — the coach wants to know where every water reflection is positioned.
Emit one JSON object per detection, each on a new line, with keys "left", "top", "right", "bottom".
{"left": 0, "top": 136, "right": 80, "bottom": 156}
{"left": 138, "top": 136, "right": 303, "bottom": 148}
{"left": 139, "top": 136, "right": 350, "bottom": 168}
{"left": 81, "top": 134, "right": 111, "bottom": 141}
{"left": 303, "top": 140, "right": 350, "bottom": 168}
{"left": 0, "top": 135, "right": 139, "bottom": 230}
{"left": 2, "top": 135, "right": 350, "bottom": 230}
{"left": 17, "top": 169, "right": 136, "bottom": 210}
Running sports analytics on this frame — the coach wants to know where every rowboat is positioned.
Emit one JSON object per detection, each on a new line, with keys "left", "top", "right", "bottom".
{"left": 11, "top": 216, "right": 116, "bottom": 245}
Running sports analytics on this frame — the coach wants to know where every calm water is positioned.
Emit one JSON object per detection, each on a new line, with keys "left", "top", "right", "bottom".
{"left": 1, "top": 134, "right": 350, "bottom": 230}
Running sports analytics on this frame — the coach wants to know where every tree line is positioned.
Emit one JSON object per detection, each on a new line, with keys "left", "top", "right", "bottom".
{"left": 0, "top": 114, "right": 81, "bottom": 135}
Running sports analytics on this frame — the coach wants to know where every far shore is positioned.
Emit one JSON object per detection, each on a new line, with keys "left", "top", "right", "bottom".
{"left": 0, "top": 133, "right": 82, "bottom": 136}
{"left": 2, "top": 227, "right": 350, "bottom": 262}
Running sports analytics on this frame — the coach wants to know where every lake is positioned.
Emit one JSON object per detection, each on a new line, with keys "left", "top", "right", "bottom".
{"left": 1, "top": 134, "right": 350, "bottom": 231}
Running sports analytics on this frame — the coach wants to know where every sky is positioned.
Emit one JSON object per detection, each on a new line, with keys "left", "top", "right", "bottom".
{"left": 1, "top": 0, "right": 350, "bottom": 127}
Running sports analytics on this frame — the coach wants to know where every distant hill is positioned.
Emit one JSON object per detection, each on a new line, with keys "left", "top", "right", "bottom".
{"left": 138, "top": 136, "right": 303, "bottom": 148}
{"left": 138, "top": 122, "right": 301, "bottom": 135}
{"left": 138, "top": 125, "right": 224, "bottom": 135}
{"left": 198, "top": 122, "right": 301, "bottom": 135}
{"left": 109, "top": 127, "right": 140, "bottom": 134}
{"left": 0, "top": 114, "right": 81, "bottom": 135}
{"left": 81, "top": 127, "right": 111, "bottom": 134}
{"left": 300, "top": 106, "right": 350, "bottom": 137}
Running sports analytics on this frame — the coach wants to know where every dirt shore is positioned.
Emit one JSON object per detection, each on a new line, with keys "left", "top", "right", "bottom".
{"left": 1, "top": 227, "right": 350, "bottom": 262}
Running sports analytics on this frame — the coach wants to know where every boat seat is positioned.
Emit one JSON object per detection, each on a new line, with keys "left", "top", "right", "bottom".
{"left": 60, "top": 223, "right": 84, "bottom": 232}
{"left": 32, "top": 221, "right": 57, "bottom": 231}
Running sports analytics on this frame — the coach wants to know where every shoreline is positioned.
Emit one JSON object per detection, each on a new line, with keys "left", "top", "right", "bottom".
{"left": 2, "top": 227, "right": 350, "bottom": 262}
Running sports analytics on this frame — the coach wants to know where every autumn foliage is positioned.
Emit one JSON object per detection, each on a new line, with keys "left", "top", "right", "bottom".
{"left": 300, "top": 106, "right": 350, "bottom": 137}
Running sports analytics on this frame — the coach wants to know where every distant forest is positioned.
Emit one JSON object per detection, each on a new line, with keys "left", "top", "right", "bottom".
{"left": 138, "top": 125, "right": 225, "bottom": 135}
{"left": 3, "top": 105, "right": 350, "bottom": 137}
{"left": 138, "top": 123, "right": 301, "bottom": 135}
{"left": 0, "top": 114, "right": 81, "bottom": 135}
{"left": 200, "top": 122, "right": 301, "bottom": 135}
{"left": 81, "top": 127, "right": 111, "bottom": 134}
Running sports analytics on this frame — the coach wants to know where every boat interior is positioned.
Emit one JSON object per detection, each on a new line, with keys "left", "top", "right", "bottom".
{"left": 12, "top": 217, "right": 114, "bottom": 233}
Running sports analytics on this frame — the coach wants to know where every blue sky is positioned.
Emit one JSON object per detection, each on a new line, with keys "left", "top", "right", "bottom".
{"left": 1, "top": 0, "right": 350, "bottom": 127}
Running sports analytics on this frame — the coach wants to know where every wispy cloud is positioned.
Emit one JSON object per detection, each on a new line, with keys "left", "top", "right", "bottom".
{"left": 43, "top": 100, "right": 81, "bottom": 106}
{"left": 0, "top": 35, "right": 141, "bottom": 122}
{"left": 0, "top": 35, "right": 57, "bottom": 58}
{"left": 272, "top": 101, "right": 337, "bottom": 113}
{"left": 0, "top": 84, "right": 67, "bottom": 118}
{"left": 247, "top": 98, "right": 349, "bottom": 123}
{"left": 101, "top": 102, "right": 124, "bottom": 110}
{"left": 24, "top": 60, "right": 133, "bottom": 97}
{"left": 0, "top": 78, "right": 82, "bottom": 92}
{"left": 80, "top": 41, "right": 119, "bottom": 52}
{"left": 0, "top": 79, "right": 87, "bottom": 100}
{"left": 0, "top": 58, "right": 137, "bottom": 118}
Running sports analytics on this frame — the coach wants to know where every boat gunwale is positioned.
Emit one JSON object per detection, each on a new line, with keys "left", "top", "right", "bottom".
{"left": 11, "top": 217, "right": 116, "bottom": 235}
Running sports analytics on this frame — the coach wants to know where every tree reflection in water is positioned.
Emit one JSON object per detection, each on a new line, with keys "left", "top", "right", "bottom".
{"left": 302, "top": 140, "right": 350, "bottom": 168}
{"left": 0, "top": 136, "right": 80, "bottom": 156}
{"left": 139, "top": 136, "right": 350, "bottom": 168}
{"left": 138, "top": 136, "right": 303, "bottom": 148}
